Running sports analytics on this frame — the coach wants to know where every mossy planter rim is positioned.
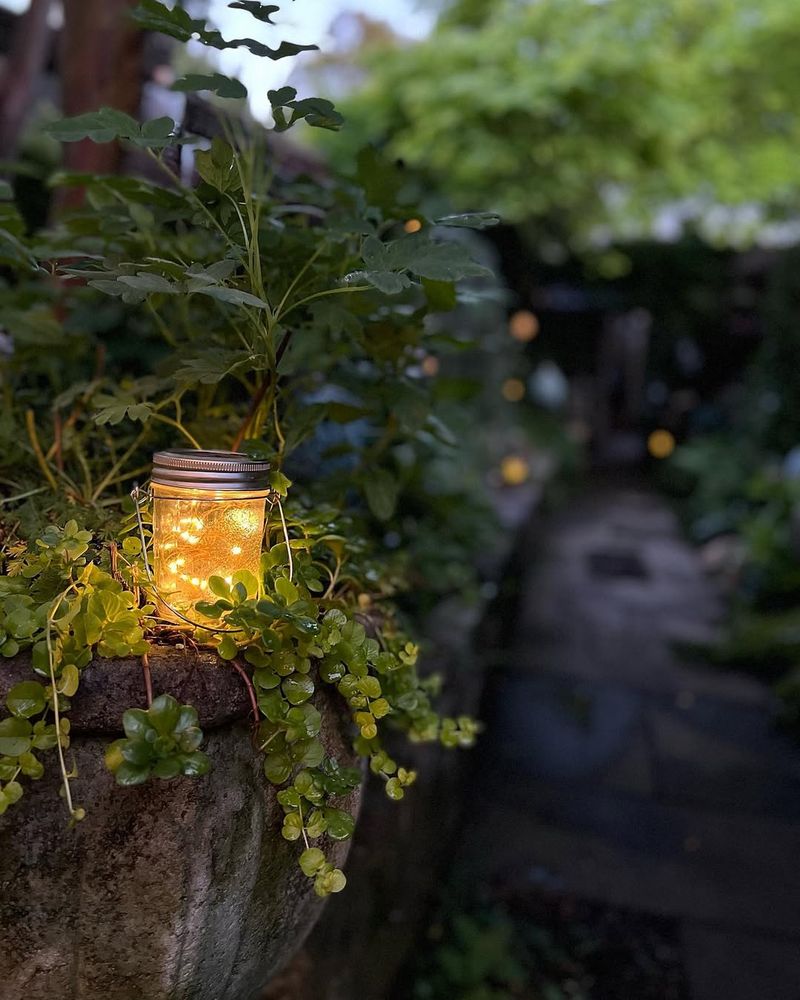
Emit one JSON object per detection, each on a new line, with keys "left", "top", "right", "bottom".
{"left": 0, "top": 644, "right": 253, "bottom": 734}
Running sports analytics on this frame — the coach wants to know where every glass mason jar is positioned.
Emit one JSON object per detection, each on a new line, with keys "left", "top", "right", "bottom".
{"left": 150, "top": 450, "right": 271, "bottom": 612}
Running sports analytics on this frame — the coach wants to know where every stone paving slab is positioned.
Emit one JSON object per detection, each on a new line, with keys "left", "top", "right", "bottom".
{"left": 459, "top": 788, "right": 800, "bottom": 938}
{"left": 484, "top": 666, "right": 797, "bottom": 816}
{"left": 682, "top": 922, "right": 800, "bottom": 1000}
{"left": 469, "top": 483, "right": 800, "bottom": 999}
{"left": 648, "top": 702, "right": 800, "bottom": 820}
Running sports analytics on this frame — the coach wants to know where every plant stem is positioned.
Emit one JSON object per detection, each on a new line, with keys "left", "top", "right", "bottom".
{"left": 274, "top": 244, "right": 324, "bottom": 321}
{"left": 141, "top": 651, "right": 153, "bottom": 707}
{"left": 46, "top": 580, "right": 81, "bottom": 821}
{"left": 149, "top": 413, "right": 202, "bottom": 449}
{"left": 0, "top": 485, "right": 48, "bottom": 507}
{"left": 278, "top": 284, "right": 371, "bottom": 323}
{"left": 91, "top": 427, "right": 150, "bottom": 502}
{"left": 297, "top": 800, "right": 311, "bottom": 850}
{"left": 25, "top": 409, "right": 59, "bottom": 493}
{"left": 231, "top": 658, "right": 259, "bottom": 724}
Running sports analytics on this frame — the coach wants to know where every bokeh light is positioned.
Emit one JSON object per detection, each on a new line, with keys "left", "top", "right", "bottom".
{"left": 501, "top": 378, "right": 526, "bottom": 402}
{"left": 508, "top": 310, "right": 540, "bottom": 342}
{"left": 404, "top": 218, "right": 423, "bottom": 234}
{"left": 647, "top": 429, "right": 676, "bottom": 459}
{"left": 421, "top": 355, "right": 440, "bottom": 376}
{"left": 500, "top": 455, "right": 530, "bottom": 485}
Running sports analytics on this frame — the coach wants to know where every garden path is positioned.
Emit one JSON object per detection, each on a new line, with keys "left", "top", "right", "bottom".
{"left": 464, "top": 482, "right": 800, "bottom": 1000}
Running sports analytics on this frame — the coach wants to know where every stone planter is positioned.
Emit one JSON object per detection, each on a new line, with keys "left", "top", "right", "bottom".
{"left": 0, "top": 648, "right": 361, "bottom": 1000}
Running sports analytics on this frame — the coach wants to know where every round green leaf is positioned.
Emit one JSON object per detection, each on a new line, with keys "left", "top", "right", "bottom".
{"left": 58, "top": 664, "right": 80, "bottom": 698}
{"left": 18, "top": 751, "right": 44, "bottom": 779}
{"left": 104, "top": 739, "right": 126, "bottom": 774}
{"left": 122, "top": 707, "right": 151, "bottom": 740}
{"left": 217, "top": 634, "right": 239, "bottom": 661}
{"left": 0, "top": 717, "right": 33, "bottom": 757}
{"left": 282, "top": 673, "right": 314, "bottom": 705}
{"left": 6, "top": 681, "right": 46, "bottom": 718}
{"left": 385, "top": 777, "right": 405, "bottom": 801}
{"left": 181, "top": 751, "right": 211, "bottom": 777}
{"left": 323, "top": 807, "right": 355, "bottom": 841}
{"left": 264, "top": 751, "right": 292, "bottom": 784}
{"left": 148, "top": 693, "right": 181, "bottom": 735}
{"left": 121, "top": 740, "right": 154, "bottom": 767}
{"left": 114, "top": 761, "right": 150, "bottom": 786}
{"left": 4, "top": 780, "right": 23, "bottom": 805}
{"left": 299, "top": 847, "right": 326, "bottom": 876}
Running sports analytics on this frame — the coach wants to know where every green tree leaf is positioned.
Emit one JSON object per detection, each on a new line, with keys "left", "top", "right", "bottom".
{"left": 131, "top": 0, "right": 317, "bottom": 60}
{"left": 171, "top": 73, "right": 247, "bottom": 99}
{"left": 45, "top": 108, "right": 177, "bottom": 148}
{"left": 228, "top": 2, "right": 280, "bottom": 22}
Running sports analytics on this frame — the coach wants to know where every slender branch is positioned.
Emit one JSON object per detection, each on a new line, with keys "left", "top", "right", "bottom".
{"left": 297, "top": 799, "right": 310, "bottom": 850}
{"left": 46, "top": 578, "right": 83, "bottom": 822}
{"left": 274, "top": 245, "right": 324, "bottom": 321}
{"left": 25, "top": 409, "right": 59, "bottom": 492}
{"left": 230, "top": 322, "right": 301, "bottom": 452}
{"left": 230, "top": 658, "right": 259, "bottom": 725}
{"left": 149, "top": 413, "right": 202, "bottom": 450}
{"left": 91, "top": 427, "right": 150, "bottom": 502}
{"left": 145, "top": 300, "right": 178, "bottom": 347}
{"left": 53, "top": 410, "right": 63, "bottom": 472}
{"left": 278, "top": 284, "right": 371, "bottom": 323}
{"left": 141, "top": 651, "right": 153, "bottom": 707}
{"left": 0, "top": 485, "right": 48, "bottom": 507}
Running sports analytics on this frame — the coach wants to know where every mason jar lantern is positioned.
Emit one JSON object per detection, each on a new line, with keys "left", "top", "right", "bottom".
{"left": 150, "top": 450, "right": 271, "bottom": 609}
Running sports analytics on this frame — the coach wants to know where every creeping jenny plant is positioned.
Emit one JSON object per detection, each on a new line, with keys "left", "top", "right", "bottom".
{"left": 0, "top": 0, "right": 488, "bottom": 895}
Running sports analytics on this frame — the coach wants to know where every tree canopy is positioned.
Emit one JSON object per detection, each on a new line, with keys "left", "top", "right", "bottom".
{"left": 325, "top": 0, "right": 800, "bottom": 243}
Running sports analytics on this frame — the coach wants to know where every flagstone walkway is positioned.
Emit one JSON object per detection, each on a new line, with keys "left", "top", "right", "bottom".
{"left": 464, "top": 484, "right": 800, "bottom": 1000}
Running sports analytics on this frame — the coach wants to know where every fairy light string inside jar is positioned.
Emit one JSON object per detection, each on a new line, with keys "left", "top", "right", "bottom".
{"left": 148, "top": 449, "right": 272, "bottom": 615}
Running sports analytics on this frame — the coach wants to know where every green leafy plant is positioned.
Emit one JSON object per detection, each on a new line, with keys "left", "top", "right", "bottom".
{"left": 105, "top": 694, "right": 210, "bottom": 785}
{"left": 0, "top": 0, "right": 489, "bottom": 895}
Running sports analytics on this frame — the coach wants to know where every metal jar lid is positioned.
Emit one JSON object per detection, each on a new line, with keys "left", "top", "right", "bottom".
{"left": 151, "top": 450, "right": 271, "bottom": 492}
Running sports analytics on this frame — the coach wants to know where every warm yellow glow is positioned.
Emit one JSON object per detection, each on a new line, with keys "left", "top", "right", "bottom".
{"left": 502, "top": 378, "right": 526, "bottom": 402}
{"left": 647, "top": 429, "right": 676, "bottom": 459}
{"left": 421, "top": 355, "right": 440, "bottom": 377}
{"left": 152, "top": 484, "right": 267, "bottom": 611}
{"left": 509, "top": 310, "right": 539, "bottom": 342}
{"left": 500, "top": 455, "right": 530, "bottom": 486}
{"left": 404, "top": 218, "right": 422, "bottom": 233}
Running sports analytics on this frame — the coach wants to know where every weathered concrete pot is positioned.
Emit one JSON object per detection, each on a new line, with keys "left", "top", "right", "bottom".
{"left": 0, "top": 648, "right": 361, "bottom": 1000}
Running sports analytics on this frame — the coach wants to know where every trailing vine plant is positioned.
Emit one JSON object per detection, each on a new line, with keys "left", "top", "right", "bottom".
{"left": 0, "top": 0, "right": 489, "bottom": 895}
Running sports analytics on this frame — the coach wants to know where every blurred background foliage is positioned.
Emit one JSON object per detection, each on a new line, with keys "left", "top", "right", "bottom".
{"left": 321, "top": 0, "right": 800, "bottom": 243}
